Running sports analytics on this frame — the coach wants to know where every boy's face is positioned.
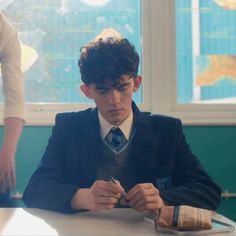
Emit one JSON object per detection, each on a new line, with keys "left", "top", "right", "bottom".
{"left": 81, "top": 75, "right": 142, "bottom": 126}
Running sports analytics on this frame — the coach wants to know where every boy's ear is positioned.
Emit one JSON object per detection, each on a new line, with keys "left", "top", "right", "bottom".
{"left": 80, "top": 84, "right": 93, "bottom": 99}
{"left": 133, "top": 76, "right": 142, "bottom": 92}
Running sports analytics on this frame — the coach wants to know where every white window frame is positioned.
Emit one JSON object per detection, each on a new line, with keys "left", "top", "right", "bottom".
{"left": 150, "top": 0, "right": 236, "bottom": 125}
{"left": 21, "top": 0, "right": 152, "bottom": 125}
{"left": 2, "top": 0, "right": 236, "bottom": 125}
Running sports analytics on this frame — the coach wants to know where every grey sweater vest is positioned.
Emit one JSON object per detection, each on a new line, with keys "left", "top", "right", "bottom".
{"left": 97, "top": 132, "right": 136, "bottom": 191}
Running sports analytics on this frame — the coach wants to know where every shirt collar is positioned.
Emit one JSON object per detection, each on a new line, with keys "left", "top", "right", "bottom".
{"left": 98, "top": 110, "right": 133, "bottom": 140}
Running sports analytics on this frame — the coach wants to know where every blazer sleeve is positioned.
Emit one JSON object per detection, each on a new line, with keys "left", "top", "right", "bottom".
{"left": 23, "top": 114, "right": 79, "bottom": 213}
{"left": 159, "top": 119, "right": 221, "bottom": 210}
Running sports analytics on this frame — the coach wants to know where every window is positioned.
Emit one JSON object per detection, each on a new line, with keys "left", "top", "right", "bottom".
{"left": 2, "top": 0, "right": 235, "bottom": 125}
{"left": 1, "top": 0, "right": 151, "bottom": 125}
{"left": 151, "top": 0, "right": 236, "bottom": 124}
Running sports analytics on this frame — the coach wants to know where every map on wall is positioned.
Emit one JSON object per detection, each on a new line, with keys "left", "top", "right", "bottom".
{"left": 196, "top": 55, "right": 236, "bottom": 86}
{"left": 197, "top": 1, "right": 236, "bottom": 88}
{"left": 214, "top": 0, "right": 236, "bottom": 9}
{"left": 176, "top": 0, "right": 236, "bottom": 103}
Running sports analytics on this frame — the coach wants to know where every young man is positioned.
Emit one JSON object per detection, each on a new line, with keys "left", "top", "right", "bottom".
{"left": 23, "top": 37, "right": 221, "bottom": 213}
{"left": 0, "top": 13, "right": 25, "bottom": 204}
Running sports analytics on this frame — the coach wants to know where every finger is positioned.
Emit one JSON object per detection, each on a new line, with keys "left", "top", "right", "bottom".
{"left": 135, "top": 202, "right": 159, "bottom": 212}
{"left": 131, "top": 194, "right": 165, "bottom": 211}
{"left": 130, "top": 195, "right": 157, "bottom": 209}
{"left": 119, "top": 197, "right": 129, "bottom": 206}
{"left": 5, "top": 171, "right": 13, "bottom": 190}
{"left": 107, "top": 181, "right": 125, "bottom": 193}
{"left": 2, "top": 171, "right": 12, "bottom": 191}
{"left": 0, "top": 185, "right": 5, "bottom": 193}
{"left": 95, "top": 181, "right": 124, "bottom": 195}
{"left": 8, "top": 176, "right": 14, "bottom": 190}
{"left": 95, "top": 203, "right": 116, "bottom": 210}
{"left": 10, "top": 170, "right": 16, "bottom": 188}
{"left": 110, "top": 179, "right": 123, "bottom": 188}
{"left": 128, "top": 186, "right": 157, "bottom": 204}
{"left": 0, "top": 180, "right": 8, "bottom": 193}
{"left": 0, "top": 171, "right": 5, "bottom": 182}
{"left": 95, "top": 188, "right": 121, "bottom": 199}
{"left": 127, "top": 183, "right": 154, "bottom": 199}
{"left": 96, "top": 196, "right": 119, "bottom": 205}
{"left": 128, "top": 186, "right": 161, "bottom": 209}
{"left": 91, "top": 196, "right": 118, "bottom": 210}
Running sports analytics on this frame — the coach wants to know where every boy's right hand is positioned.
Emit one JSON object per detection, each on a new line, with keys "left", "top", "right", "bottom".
{"left": 71, "top": 180, "right": 124, "bottom": 211}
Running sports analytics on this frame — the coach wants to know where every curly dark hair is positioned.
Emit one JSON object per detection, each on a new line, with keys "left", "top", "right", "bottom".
{"left": 78, "top": 37, "right": 139, "bottom": 88}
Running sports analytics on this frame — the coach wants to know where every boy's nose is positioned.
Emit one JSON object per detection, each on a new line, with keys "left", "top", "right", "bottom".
{"left": 109, "top": 90, "right": 120, "bottom": 105}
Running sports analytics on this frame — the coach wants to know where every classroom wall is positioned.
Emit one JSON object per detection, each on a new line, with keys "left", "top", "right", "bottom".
{"left": 183, "top": 126, "right": 236, "bottom": 221}
{"left": 1, "top": 125, "right": 235, "bottom": 220}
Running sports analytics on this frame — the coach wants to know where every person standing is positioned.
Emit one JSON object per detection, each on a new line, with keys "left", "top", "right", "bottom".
{"left": 0, "top": 13, "right": 25, "bottom": 203}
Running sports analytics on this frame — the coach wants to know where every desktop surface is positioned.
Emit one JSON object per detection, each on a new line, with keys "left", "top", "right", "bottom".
{"left": 0, "top": 208, "right": 235, "bottom": 236}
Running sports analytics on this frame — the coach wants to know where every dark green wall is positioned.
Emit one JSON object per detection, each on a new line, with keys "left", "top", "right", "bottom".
{"left": 183, "top": 126, "right": 236, "bottom": 221}
{"left": 1, "top": 126, "right": 236, "bottom": 220}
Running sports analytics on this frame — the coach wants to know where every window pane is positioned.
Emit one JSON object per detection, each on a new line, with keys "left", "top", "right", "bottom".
{"left": 1, "top": 0, "right": 142, "bottom": 104}
{"left": 176, "top": 0, "right": 236, "bottom": 104}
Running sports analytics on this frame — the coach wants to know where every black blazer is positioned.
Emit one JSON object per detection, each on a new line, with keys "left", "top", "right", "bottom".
{"left": 23, "top": 102, "right": 221, "bottom": 213}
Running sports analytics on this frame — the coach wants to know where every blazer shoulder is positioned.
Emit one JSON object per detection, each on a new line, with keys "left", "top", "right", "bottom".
{"left": 55, "top": 108, "right": 97, "bottom": 126}
{"left": 142, "top": 112, "right": 182, "bottom": 126}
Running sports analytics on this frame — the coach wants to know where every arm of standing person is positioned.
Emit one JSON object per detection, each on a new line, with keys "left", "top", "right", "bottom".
{"left": 0, "top": 14, "right": 25, "bottom": 192}
{"left": 0, "top": 118, "right": 24, "bottom": 193}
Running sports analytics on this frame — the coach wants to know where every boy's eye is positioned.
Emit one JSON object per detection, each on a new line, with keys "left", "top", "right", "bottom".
{"left": 117, "top": 87, "right": 125, "bottom": 91}
{"left": 117, "top": 85, "right": 128, "bottom": 91}
{"left": 96, "top": 88, "right": 109, "bottom": 94}
{"left": 95, "top": 84, "right": 129, "bottom": 94}
{"left": 97, "top": 90, "right": 107, "bottom": 94}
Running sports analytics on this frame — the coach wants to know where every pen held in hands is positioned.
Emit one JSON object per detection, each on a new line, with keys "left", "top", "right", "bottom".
{"left": 109, "top": 176, "right": 128, "bottom": 201}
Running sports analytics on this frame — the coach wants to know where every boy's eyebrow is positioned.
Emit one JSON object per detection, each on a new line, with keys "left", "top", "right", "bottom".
{"left": 94, "top": 86, "right": 109, "bottom": 91}
{"left": 95, "top": 81, "right": 131, "bottom": 91}
{"left": 94, "top": 76, "right": 133, "bottom": 90}
{"left": 115, "top": 81, "right": 130, "bottom": 87}
{"left": 114, "top": 77, "right": 134, "bottom": 88}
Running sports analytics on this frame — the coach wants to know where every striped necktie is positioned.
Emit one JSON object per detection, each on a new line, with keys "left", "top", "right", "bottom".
{"left": 109, "top": 127, "right": 126, "bottom": 150}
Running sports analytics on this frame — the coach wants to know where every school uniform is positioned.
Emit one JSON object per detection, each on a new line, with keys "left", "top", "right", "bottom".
{"left": 23, "top": 102, "right": 221, "bottom": 213}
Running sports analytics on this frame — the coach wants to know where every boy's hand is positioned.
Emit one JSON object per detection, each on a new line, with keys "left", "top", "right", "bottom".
{"left": 71, "top": 180, "right": 124, "bottom": 211}
{"left": 126, "top": 183, "right": 165, "bottom": 211}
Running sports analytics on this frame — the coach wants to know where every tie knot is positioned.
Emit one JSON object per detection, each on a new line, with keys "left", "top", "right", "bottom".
{"left": 111, "top": 127, "right": 123, "bottom": 136}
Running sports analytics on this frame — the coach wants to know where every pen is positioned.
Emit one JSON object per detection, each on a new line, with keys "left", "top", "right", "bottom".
{"left": 109, "top": 176, "right": 128, "bottom": 200}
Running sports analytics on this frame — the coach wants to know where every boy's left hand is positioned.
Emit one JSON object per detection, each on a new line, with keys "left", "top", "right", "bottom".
{"left": 124, "top": 183, "right": 166, "bottom": 211}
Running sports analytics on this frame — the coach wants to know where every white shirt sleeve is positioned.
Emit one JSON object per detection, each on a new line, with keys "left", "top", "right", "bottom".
{"left": 0, "top": 14, "right": 25, "bottom": 121}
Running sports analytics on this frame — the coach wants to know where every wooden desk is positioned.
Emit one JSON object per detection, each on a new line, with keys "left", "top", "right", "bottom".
{"left": 0, "top": 208, "right": 235, "bottom": 235}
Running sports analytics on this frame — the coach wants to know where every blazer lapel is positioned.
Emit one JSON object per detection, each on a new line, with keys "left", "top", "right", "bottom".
{"left": 75, "top": 108, "right": 101, "bottom": 187}
{"left": 132, "top": 103, "right": 160, "bottom": 183}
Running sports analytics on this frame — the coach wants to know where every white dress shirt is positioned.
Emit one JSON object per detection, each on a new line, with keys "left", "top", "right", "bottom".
{"left": 0, "top": 13, "right": 25, "bottom": 120}
{"left": 98, "top": 110, "right": 133, "bottom": 141}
